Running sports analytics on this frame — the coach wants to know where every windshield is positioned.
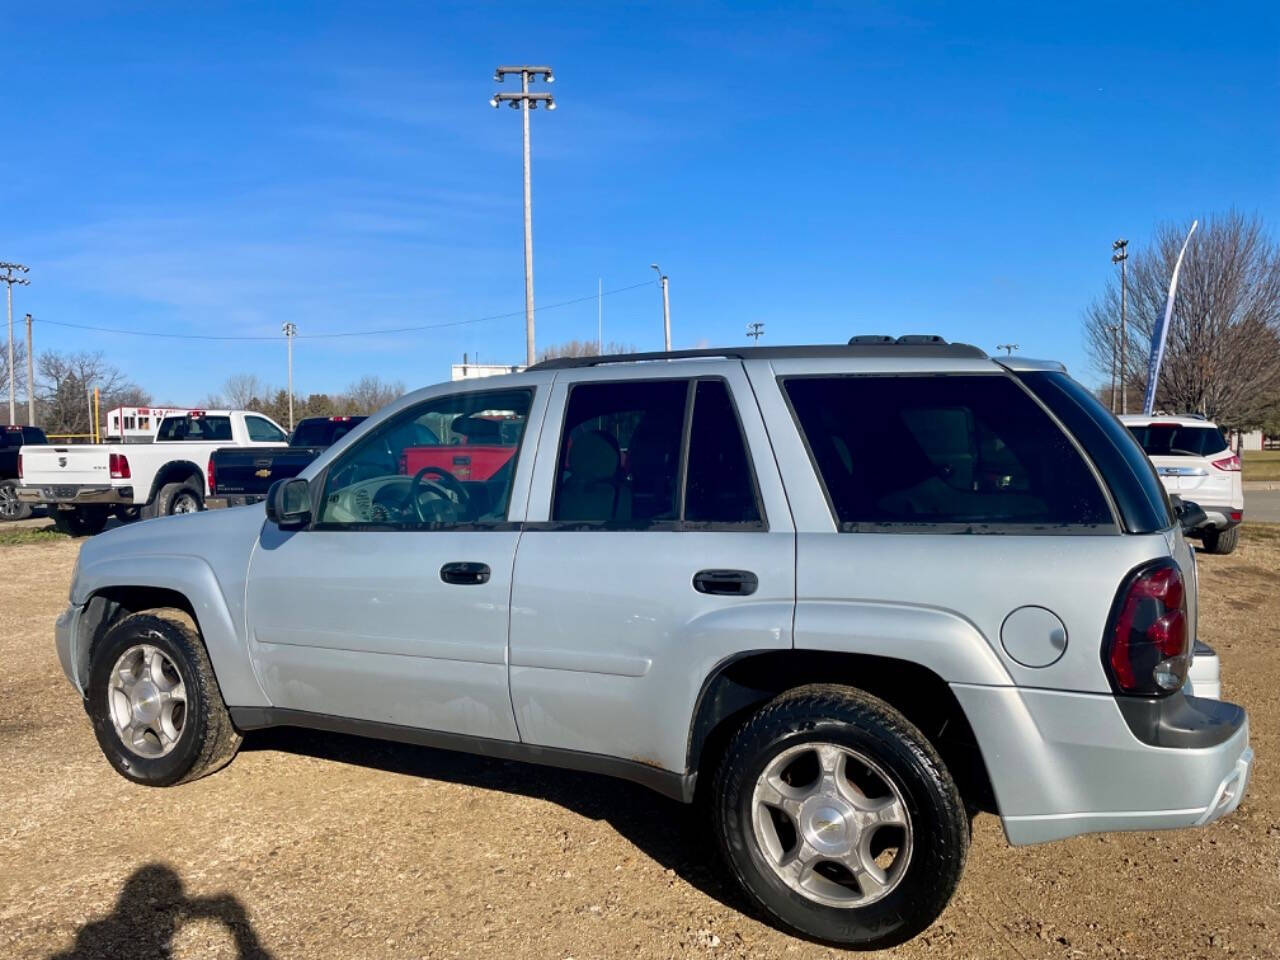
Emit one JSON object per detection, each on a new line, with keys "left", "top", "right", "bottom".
{"left": 1126, "top": 424, "right": 1228, "bottom": 458}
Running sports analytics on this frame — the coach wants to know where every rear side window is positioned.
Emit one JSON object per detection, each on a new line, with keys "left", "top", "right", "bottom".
{"left": 783, "top": 374, "right": 1113, "bottom": 531}
{"left": 552, "top": 378, "right": 763, "bottom": 528}
{"left": 1127, "top": 423, "right": 1228, "bottom": 458}
{"left": 1020, "top": 372, "right": 1173, "bottom": 534}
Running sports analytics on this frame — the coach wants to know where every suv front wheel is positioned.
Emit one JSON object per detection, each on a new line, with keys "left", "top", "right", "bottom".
{"left": 712, "top": 684, "right": 968, "bottom": 949}
{"left": 86, "top": 611, "right": 241, "bottom": 786}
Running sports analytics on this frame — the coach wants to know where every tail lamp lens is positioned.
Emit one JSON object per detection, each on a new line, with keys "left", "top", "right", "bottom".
{"left": 17, "top": 452, "right": 22, "bottom": 479}
{"left": 207, "top": 456, "right": 216, "bottom": 494}
{"left": 1106, "top": 562, "right": 1190, "bottom": 695}
{"left": 109, "top": 453, "right": 131, "bottom": 480}
{"left": 1211, "top": 454, "right": 1241, "bottom": 472}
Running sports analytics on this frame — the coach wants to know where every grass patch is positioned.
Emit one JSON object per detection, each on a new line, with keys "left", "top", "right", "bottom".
{"left": 1245, "top": 521, "right": 1280, "bottom": 545}
{"left": 0, "top": 525, "right": 70, "bottom": 546}
{"left": 1243, "top": 450, "right": 1280, "bottom": 481}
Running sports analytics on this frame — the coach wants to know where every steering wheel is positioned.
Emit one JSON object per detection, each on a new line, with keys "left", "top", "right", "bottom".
{"left": 405, "top": 466, "right": 472, "bottom": 523}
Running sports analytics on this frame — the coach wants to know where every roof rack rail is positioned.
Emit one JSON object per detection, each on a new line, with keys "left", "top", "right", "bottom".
{"left": 527, "top": 340, "right": 988, "bottom": 371}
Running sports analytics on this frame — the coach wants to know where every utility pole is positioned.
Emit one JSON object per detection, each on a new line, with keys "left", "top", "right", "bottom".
{"left": 282, "top": 321, "right": 297, "bottom": 430}
{"left": 492, "top": 65, "right": 555, "bottom": 367}
{"left": 1, "top": 262, "right": 31, "bottom": 425}
{"left": 597, "top": 277, "right": 602, "bottom": 354}
{"left": 997, "top": 343, "right": 1019, "bottom": 356}
{"left": 25, "top": 314, "right": 34, "bottom": 425}
{"left": 1112, "top": 239, "right": 1129, "bottom": 413}
{"left": 1108, "top": 323, "right": 1119, "bottom": 411}
{"left": 746, "top": 322, "right": 765, "bottom": 342}
{"left": 650, "top": 264, "right": 671, "bottom": 350}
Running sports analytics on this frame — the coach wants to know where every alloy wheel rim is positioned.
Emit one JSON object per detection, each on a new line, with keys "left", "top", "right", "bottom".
{"left": 173, "top": 494, "right": 198, "bottom": 514}
{"left": 751, "top": 741, "right": 913, "bottom": 908}
{"left": 107, "top": 644, "right": 188, "bottom": 758}
{"left": 0, "top": 486, "right": 19, "bottom": 518}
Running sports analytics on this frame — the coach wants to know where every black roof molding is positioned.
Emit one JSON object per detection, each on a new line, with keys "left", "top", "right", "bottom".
{"left": 529, "top": 340, "right": 988, "bottom": 371}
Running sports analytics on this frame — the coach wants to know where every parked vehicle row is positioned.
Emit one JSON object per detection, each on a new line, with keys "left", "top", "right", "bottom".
{"left": 52, "top": 338, "right": 1251, "bottom": 949}
{"left": 16, "top": 410, "right": 288, "bottom": 534}
{"left": 208, "top": 415, "right": 366, "bottom": 507}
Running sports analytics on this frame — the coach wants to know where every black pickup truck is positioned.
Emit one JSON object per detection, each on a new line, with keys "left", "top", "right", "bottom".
{"left": 207, "top": 415, "right": 365, "bottom": 507}
{"left": 1, "top": 424, "right": 48, "bottom": 521}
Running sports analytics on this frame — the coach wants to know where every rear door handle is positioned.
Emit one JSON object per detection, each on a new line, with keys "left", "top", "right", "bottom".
{"left": 440, "top": 562, "right": 491, "bottom": 585}
{"left": 693, "top": 569, "right": 758, "bottom": 596}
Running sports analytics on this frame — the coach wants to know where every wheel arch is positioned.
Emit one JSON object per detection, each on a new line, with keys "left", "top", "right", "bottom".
{"left": 147, "top": 460, "right": 206, "bottom": 503}
{"left": 72, "top": 554, "right": 269, "bottom": 708}
{"left": 687, "top": 650, "right": 998, "bottom": 815}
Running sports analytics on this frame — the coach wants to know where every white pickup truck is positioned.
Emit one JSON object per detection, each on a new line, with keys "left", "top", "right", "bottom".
{"left": 17, "top": 410, "right": 287, "bottom": 535}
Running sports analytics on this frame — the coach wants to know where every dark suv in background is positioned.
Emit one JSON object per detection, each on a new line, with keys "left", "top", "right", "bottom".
{"left": 1, "top": 424, "right": 48, "bottom": 521}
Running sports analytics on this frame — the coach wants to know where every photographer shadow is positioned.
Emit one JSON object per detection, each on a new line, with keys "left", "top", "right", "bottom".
{"left": 50, "top": 863, "right": 272, "bottom": 960}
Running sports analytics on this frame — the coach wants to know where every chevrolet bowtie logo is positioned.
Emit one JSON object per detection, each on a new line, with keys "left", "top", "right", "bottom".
{"left": 255, "top": 469, "right": 272, "bottom": 478}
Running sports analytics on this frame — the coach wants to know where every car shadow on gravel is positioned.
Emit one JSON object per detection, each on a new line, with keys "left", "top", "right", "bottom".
{"left": 243, "top": 727, "right": 757, "bottom": 917}
{"left": 49, "top": 863, "right": 273, "bottom": 959}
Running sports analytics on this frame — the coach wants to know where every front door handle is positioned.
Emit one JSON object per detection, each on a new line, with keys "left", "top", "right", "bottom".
{"left": 440, "top": 561, "right": 491, "bottom": 585}
{"left": 693, "top": 569, "right": 758, "bottom": 596}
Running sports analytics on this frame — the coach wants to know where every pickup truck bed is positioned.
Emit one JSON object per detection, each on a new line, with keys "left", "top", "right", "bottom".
{"left": 209, "top": 416, "right": 366, "bottom": 506}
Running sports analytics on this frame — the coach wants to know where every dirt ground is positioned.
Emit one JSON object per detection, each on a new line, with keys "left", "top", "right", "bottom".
{"left": 0, "top": 520, "right": 1277, "bottom": 960}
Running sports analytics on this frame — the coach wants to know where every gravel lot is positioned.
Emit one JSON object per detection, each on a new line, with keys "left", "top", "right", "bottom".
{"left": 1, "top": 520, "right": 1276, "bottom": 959}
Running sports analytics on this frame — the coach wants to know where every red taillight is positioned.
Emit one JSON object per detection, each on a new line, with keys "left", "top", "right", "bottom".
{"left": 1230, "top": 510, "right": 1243, "bottom": 522}
{"left": 1211, "top": 454, "right": 1241, "bottom": 472}
{"left": 207, "top": 456, "right": 216, "bottom": 494}
{"left": 109, "top": 453, "right": 131, "bottom": 480}
{"left": 17, "top": 452, "right": 22, "bottom": 479}
{"left": 1106, "top": 562, "right": 1190, "bottom": 695}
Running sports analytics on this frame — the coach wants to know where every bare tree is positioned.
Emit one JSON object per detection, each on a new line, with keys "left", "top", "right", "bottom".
{"left": 1084, "top": 212, "right": 1280, "bottom": 428}
{"left": 344, "top": 375, "right": 405, "bottom": 415}
{"left": 220, "top": 373, "right": 270, "bottom": 410}
{"left": 37, "top": 350, "right": 148, "bottom": 437}
{"left": 537, "top": 339, "right": 636, "bottom": 361}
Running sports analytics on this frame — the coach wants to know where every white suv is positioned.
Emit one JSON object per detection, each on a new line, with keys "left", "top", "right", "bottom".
{"left": 1120, "top": 415, "right": 1244, "bottom": 554}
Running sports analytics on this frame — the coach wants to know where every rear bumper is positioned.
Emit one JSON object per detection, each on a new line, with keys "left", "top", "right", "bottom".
{"left": 1186, "top": 502, "right": 1242, "bottom": 531}
{"left": 17, "top": 484, "right": 133, "bottom": 506}
{"left": 952, "top": 683, "right": 1251, "bottom": 845}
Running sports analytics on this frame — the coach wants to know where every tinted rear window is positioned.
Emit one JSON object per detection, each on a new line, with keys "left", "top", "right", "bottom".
{"left": 156, "top": 416, "right": 233, "bottom": 441}
{"left": 1019, "top": 372, "right": 1173, "bottom": 534}
{"left": 783, "top": 374, "right": 1113, "bottom": 531}
{"left": 1127, "top": 424, "right": 1228, "bottom": 458}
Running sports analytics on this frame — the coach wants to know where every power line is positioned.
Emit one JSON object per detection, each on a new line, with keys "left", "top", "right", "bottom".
{"left": 31, "top": 280, "right": 655, "bottom": 342}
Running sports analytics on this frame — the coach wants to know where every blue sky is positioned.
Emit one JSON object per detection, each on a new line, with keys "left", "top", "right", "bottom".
{"left": 5, "top": 1, "right": 1277, "bottom": 403}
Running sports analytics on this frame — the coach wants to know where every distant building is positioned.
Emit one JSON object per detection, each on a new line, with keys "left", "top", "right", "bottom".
{"left": 104, "top": 406, "right": 190, "bottom": 443}
{"left": 450, "top": 361, "right": 524, "bottom": 381}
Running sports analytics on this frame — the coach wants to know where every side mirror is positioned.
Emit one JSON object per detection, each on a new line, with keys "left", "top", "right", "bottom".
{"left": 265, "top": 477, "right": 312, "bottom": 529}
{"left": 1171, "top": 495, "right": 1207, "bottom": 536}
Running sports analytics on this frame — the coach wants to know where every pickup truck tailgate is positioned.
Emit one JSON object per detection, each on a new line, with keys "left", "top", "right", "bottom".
{"left": 20, "top": 445, "right": 109, "bottom": 486}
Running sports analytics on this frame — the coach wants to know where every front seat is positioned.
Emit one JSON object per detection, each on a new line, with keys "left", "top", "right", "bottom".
{"left": 555, "top": 430, "right": 627, "bottom": 521}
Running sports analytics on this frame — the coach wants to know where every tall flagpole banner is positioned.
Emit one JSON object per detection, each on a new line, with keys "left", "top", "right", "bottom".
{"left": 1142, "top": 219, "right": 1198, "bottom": 415}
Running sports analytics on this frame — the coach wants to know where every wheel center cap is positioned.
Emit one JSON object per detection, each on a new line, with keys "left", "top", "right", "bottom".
{"left": 800, "top": 798, "right": 853, "bottom": 852}
{"left": 131, "top": 680, "right": 162, "bottom": 723}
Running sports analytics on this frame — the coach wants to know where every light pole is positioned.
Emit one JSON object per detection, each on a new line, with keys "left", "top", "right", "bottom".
{"left": 492, "top": 65, "right": 555, "bottom": 367}
{"left": 1108, "top": 323, "right": 1119, "bottom": 411}
{"left": 650, "top": 264, "right": 671, "bottom": 350}
{"left": 1112, "top": 238, "right": 1129, "bottom": 413}
{"left": 997, "top": 343, "right": 1019, "bottom": 356}
{"left": 282, "top": 321, "right": 297, "bottom": 430}
{"left": 1, "top": 262, "right": 30, "bottom": 424}
{"left": 25, "top": 314, "right": 34, "bottom": 425}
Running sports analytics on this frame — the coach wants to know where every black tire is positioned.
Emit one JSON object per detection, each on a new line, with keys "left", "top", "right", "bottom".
{"left": 86, "top": 611, "right": 241, "bottom": 786}
{"left": 51, "top": 506, "right": 110, "bottom": 537}
{"left": 113, "top": 505, "right": 142, "bottom": 523}
{"left": 150, "top": 481, "right": 204, "bottom": 518}
{"left": 1200, "top": 525, "right": 1240, "bottom": 555}
{"left": 712, "top": 684, "right": 968, "bottom": 949}
{"left": 0, "top": 478, "right": 32, "bottom": 521}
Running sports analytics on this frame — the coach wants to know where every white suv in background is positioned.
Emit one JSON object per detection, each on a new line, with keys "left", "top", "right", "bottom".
{"left": 1121, "top": 415, "right": 1244, "bottom": 554}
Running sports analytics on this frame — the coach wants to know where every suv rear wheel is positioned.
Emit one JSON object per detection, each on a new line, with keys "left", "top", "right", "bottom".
{"left": 712, "top": 684, "right": 968, "bottom": 949}
{"left": 86, "top": 611, "right": 241, "bottom": 786}
{"left": 1200, "top": 525, "right": 1240, "bottom": 555}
